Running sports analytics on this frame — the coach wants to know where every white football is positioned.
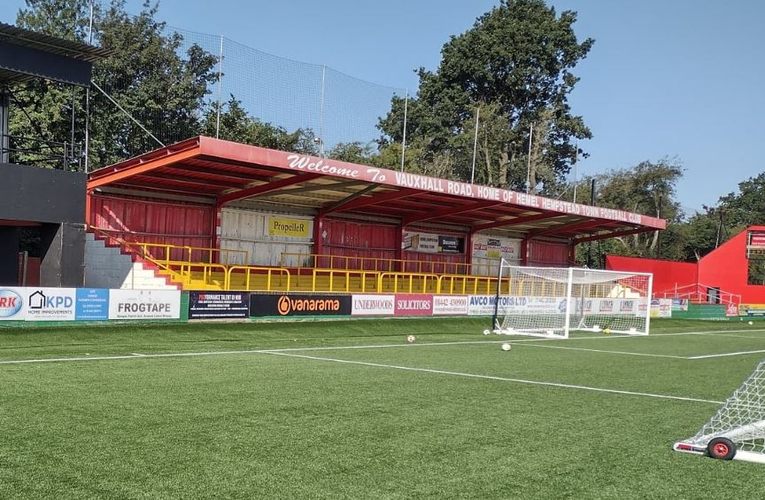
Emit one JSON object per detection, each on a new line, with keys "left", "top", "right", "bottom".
{"left": 749, "top": 321, "right": 754, "bottom": 325}
{"left": 501, "top": 343, "right": 512, "bottom": 351}
{"left": 483, "top": 329, "right": 491, "bottom": 335}
{"left": 406, "top": 335, "right": 416, "bottom": 343}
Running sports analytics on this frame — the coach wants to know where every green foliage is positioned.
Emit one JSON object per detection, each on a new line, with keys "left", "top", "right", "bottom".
{"left": 202, "top": 96, "right": 319, "bottom": 154}
{"left": 11, "top": 0, "right": 218, "bottom": 167}
{"left": 327, "top": 141, "right": 376, "bottom": 164}
{"left": 379, "top": 0, "right": 593, "bottom": 192}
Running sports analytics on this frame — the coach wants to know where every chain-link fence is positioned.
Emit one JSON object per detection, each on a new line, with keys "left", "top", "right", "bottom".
{"left": 173, "top": 27, "right": 407, "bottom": 153}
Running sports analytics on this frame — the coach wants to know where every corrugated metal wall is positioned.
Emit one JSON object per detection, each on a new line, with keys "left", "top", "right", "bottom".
{"left": 90, "top": 194, "right": 214, "bottom": 261}
{"left": 321, "top": 219, "right": 398, "bottom": 269}
{"left": 527, "top": 240, "right": 570, "bottom": 267}
{"left": 220, "top": 208, "right": 313, "bottom": 266}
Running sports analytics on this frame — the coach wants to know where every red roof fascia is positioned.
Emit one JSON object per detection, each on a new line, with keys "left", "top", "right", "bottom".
{"left": 197, "top": 137, "right": 665, "bottom": 230}
{"left": 87, "top": 137, "right": 201, "bottom": 190}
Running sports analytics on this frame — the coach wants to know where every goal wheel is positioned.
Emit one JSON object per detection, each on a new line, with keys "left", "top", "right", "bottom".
{"left": 707, "top": 437, "right": 736, "bottom": 460}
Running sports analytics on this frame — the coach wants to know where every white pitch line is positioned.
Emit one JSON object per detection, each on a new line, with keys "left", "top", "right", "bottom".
{"left": 0, "top": 340, "right": 519, "bottom": 365}
{"left": 688, "top": 349, "right": 765, "bottom": 360}
{"left": 264, "top": 351, "right": 722, "bottom": 405}
{"left": 516, "top": 343, "right": 686, "bottom": 359}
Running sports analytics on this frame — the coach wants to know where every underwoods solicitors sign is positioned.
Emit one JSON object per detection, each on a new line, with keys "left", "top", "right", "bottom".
{"left": 250, "top": 294, "right": 351, "bottom": 317}
{"left": 394, "top": 294, "right": 433, "bottom": 316}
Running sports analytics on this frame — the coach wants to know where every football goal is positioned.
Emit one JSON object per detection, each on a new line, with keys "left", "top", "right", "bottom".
{"left": 673, "top": 360, "right": 765, "bottom": 464}
{"left": 489, "top": 262, "right": 653, "bottom": 339}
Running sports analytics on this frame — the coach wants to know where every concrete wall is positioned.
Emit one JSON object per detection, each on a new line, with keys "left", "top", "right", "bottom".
{"left": 84, "top": 233, "right": 176, "bottom": 290}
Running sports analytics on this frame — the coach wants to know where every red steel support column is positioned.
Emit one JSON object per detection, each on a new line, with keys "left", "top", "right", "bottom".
{"left": 466, "top": 231, "right": 474, "bottom": 275}
{"left": 395, "top": 225, "right": 404, "bottom": 272}
{"left": 212, "top": 201, "right": 223, "bottom": 263}
{"left": 521, "top": 237, "right": 530, "bottom": 266}
{"left": 313, "top": 214, "right": 324, "bottom": 261}
{"left": 569, "top": 241, "right": 577, "bottom": 266}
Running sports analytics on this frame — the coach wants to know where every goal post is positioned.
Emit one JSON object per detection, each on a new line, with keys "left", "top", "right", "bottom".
{"left": 491, "top": 261, "right": 653, "bottom": 339}
{"left": 673, "top": 359, "right": 765, "bottom": 464}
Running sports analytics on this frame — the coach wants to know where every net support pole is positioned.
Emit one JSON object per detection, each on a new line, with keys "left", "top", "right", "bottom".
{"left": 470, "top": 106, "right": 480, "bottom": 184}
{"left": 319, "top": 64, "right": 326, "bottom": 157}
{"left": 645, "top": 272, "right": 653, "bottom": 336}
{"left": 400, "top": 90, "right": 408, "bottom": 172}
{"left": 563, "top": 267, "right": 574, "bottom": 338}
{"left": 491, "top": 258, "right": 505, "bottom": 331}
{"left": 215, "top": 35, "right": 224, "bottom": 139}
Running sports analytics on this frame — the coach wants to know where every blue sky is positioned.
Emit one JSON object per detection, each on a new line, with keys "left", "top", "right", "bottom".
{"left": 4, "top": 1, "right": 764, "bottom": 213}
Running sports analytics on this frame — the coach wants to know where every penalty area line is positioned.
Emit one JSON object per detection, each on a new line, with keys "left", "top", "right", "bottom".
{"left": 264, "top": 351, "right": 722, "bottom": 405}
{"left": 687, "top": 349, "right": 765, "bottom": 360}
{"left": 516, "top": 343, "right": 686, "bottom": 359}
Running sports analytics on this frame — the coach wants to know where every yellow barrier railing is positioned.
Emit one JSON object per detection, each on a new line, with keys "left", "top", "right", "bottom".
{"left": 301, "top": 268, "right": 379, "bottom": 293}
{"left": 281, "top": 252, "right": 497, "bottom": 276}
{"left": 227, "top": 266, "right": 291, "bottom": 292}
{"left": 89, "top": 227, "right": 249, "bottom": 265}
{"left": 438, "top": 275, "right": 508, "bottom": 295}
{"left": 89, "top": 228, "right": 523, "bottom": 294}
{"left": 175, "top": 262, "right": 229, "bottom": 289}
{"left": 378, "top": 272, "right": 440, "bottom": 294}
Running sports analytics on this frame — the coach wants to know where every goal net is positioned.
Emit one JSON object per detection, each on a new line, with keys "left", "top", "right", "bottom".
{"left": 673, "top": 359, "right": 765, "bottom": 464}
{"left": 491, "top": 262, "right": 652, "bottom": 339}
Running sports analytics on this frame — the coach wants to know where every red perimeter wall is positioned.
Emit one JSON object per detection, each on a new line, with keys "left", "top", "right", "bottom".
{"left": 606, "top": 226, "right": 765, "bottom": 303}
{"left": 605, "top": 255, "right": 697, "bottom": 296}
{"left": 698, "top": 226, "right": 765, "bottom": 303}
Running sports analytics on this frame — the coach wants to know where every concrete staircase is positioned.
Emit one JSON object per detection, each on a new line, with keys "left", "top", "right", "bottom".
{"left": 84, "top": 233, "right": 178, "bottom": 290}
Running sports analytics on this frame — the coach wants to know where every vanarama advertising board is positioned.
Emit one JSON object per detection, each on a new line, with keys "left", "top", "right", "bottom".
{"left": 108, "top": 289, "right": 181, "bottom": 320}
{"left": 250, "top": 294, "right": 351, "bottom": 317}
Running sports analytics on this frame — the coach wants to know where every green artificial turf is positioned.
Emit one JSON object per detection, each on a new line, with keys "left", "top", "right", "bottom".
{"left": 1, "top": 318, "right": 765, "bottom": 498}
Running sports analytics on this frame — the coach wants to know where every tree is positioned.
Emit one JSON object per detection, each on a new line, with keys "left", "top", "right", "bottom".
{"left": 716, "top": 172, "right": 765, "bottom": 229}
{"left": 202, "top": 96, "right": 319, "bottom": 155}
{"left": 575, "top": 159, "right": 684, "bottom": 265}
{"left": 11, "top": 0, "right": 219, "bottom": 168}
{"left": 378, "top": 0, "right": 593, "bottom": 193}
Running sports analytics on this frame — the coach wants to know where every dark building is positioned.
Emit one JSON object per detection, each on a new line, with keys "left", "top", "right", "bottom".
{"left": 0, "top": 23, "right": 108, "bottom": 286}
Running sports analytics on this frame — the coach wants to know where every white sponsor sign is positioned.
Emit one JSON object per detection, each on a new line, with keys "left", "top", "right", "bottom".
{"left": 109, "top": 289, "right": 181, "bottom": 319}
{"left": 650, "top": 298, "right": 672, "bottom": 318}
{"left": 402, "top": 231, "right": 439, "bottom": 253}
{"left": 471, "top": 235, "right": 521, "bottom": 261}
{"left": 468, "top": 295, "right": 566, "bottom": 316}
{"left": 25, "top": 287, "right": 76, "bottom": 321}
{"left": 351, "top": 294, "right": 395, "bottom": 316}
{"left": 433, "top": 295, "right": 468, "bottom": 316}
